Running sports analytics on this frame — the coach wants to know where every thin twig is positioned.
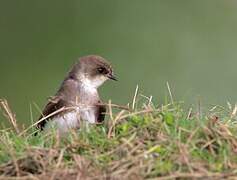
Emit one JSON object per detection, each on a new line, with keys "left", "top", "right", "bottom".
{"left": 108, "top": 100, "right": 113, "bottom": 121}
{"left": 50, "top": 149, "right": 65, "bottom": 180}
{"left": 108, "top": 110, "right": 126, "bottom": 138}
{"left": 0, "top": 138, "right": 20, "bottom": 176}
{"left": 117, "top": 108, "right": 160, "bottom": 122}
{"left": 97, "top": 103, "right": 130, "bottom": 111}
{"left": 186, "top": 107, "right": 192, "bottom": 120}
{"left": 155, "top": 172, "right": 236, "bottom": 180}
{"left": 197, "top": 96, "right": 202, "bottom": 120}
{"left": 0, "top": 99, "right": 19, "bottom": 134}
{"left": 19, "top": 106, "right": 76, "bottom": 136}
{"left": 132, "top": 85, "right": 139, "bottom": 110}
{"left": 166, "top": 82, "right": 174, "bottom": 104}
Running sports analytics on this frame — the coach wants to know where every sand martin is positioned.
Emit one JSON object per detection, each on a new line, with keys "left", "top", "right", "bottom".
{"left": 36, "top": 55, "right": 117, "bottom": 134}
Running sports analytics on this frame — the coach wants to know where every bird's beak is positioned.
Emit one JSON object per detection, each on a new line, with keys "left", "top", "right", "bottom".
{"left": 107, "top": 73, "right": 118, "bottom": 81}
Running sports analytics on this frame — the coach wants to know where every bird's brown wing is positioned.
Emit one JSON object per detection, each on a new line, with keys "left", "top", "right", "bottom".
{"left": 96, "top": 101, "right": 107, "bottom": 123}
{"left": 36, "top": 95, "right": 65, "bottom": 130}
{"left": 36, "top": 79, "right": 78, "bottom": 130}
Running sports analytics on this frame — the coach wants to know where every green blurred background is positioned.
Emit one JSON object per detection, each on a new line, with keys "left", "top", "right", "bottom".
{"left": 1, "top": 0, "right": 237, "bottom": 126}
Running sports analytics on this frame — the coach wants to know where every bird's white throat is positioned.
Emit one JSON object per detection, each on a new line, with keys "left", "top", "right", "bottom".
{"left": 80, "top": 74, "right": 107, "bottom": 90}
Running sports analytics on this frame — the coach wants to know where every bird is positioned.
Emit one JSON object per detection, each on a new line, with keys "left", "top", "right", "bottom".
{"left": 35, "top": 55, "right": 117, "bottom": 134}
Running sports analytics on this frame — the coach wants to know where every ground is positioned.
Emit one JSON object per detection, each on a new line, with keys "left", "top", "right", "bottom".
{"left": 1, "top": 96, "right": 237, "bottom": 180}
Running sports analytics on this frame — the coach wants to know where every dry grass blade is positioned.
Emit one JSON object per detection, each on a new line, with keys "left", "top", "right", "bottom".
{"left": 97, "top": 102, "right": 130, "bottom": 111}
{"left": 0, "top": 99, "right": 19, "bottom": 134}
{"left": 50, "top": 149, "right": 65, "bottom": 180}
{"left": 231, "top": 104, "right": 237, "bottom": 118}
{"left": 186, "top": 107, "right": 192, "bottom": 119}
{"left": 155, "top": 172, "right": 236, "bottom": 180}
{"left": 166, "top": 82, "right": 174, "bottom": 104}
{"left": 118, "top": 108, "right": 160, "bottom": 121}
{"left": 107, "top": 110, "right": 126, "bottom": 138}
{"left": 197, "top": 96, "right": 202, "bottom": 120}
{"left": 132, "top": 85, "right": 139, "bottom": 110}
{"left": 108, "top": 100, "right": 113, "bottom": 121}
{"left": 0, "top": 141, "right": 20, "bottom": 177}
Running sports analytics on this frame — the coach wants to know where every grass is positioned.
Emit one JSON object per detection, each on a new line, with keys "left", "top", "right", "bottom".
{"left": 1, "top": 90, "right": 237, "bottom": 179}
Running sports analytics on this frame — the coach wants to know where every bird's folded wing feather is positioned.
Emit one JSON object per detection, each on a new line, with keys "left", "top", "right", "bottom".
{"left": 36, "top": 79, "right": 78, "bottom": 130}
{"left": 37, "top": 95, "right": 66, "bottom": 130}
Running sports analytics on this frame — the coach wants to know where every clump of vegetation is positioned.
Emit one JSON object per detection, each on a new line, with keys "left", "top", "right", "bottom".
{"left": 1, "top": 88, "right": 237, "bottom": 179}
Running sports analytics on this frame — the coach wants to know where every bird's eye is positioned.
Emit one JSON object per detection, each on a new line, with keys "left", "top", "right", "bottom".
{"left": 97, "top": 67, "right": 106, "bottom": 74}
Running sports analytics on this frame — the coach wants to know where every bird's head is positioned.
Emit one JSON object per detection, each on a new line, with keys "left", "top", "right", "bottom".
{"left": 70, "top": 55, "right": 117, "bottom": 88}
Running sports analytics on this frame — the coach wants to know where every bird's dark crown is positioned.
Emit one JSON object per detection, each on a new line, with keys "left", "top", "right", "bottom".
{"left": 67, "top": 55, "right": 116, "bottom": 85}
{"left": 80, "top": 55, "right": 113, "bottom": 76}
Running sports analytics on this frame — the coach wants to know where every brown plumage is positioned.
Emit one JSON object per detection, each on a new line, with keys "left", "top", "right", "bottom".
{"left": 36, "top": 55, "right": 116, "bottom": 134}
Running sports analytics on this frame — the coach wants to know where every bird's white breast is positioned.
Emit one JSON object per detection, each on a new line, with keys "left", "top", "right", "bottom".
{"left": 79, "top": 106, "right": 96, "bottom": 124}
{"left": 46, "top": 111, "right": 80, "bottom": 134}
{"left": 45, "top": 107, "right": 96, "bottom": 134}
